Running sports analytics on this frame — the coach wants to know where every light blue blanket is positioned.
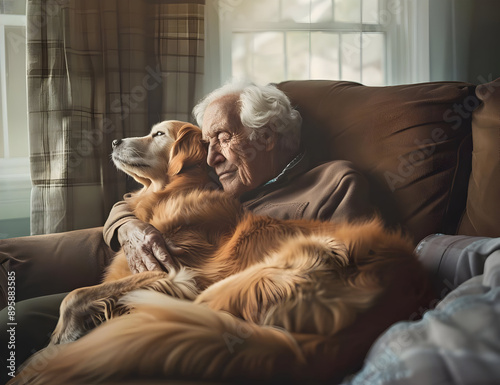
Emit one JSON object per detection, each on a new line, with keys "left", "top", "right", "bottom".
{"left": 343, "top": 250, "right": 500, "bottom": 385}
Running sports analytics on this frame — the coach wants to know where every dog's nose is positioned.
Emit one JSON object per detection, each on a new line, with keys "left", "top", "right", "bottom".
{"left": 112, "top": 139, "right": 122, "bottom": 148}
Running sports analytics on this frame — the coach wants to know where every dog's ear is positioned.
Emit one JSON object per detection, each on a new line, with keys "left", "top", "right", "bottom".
{"left": 168, "top": 124, "right": 207, "bottom": 176}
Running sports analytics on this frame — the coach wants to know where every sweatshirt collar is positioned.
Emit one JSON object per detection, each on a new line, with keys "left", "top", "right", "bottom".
{"left": 239, "top": 151, "right": 309, "bottom": 202}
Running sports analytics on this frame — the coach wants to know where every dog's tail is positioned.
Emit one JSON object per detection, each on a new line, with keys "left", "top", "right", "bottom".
{"left": 11, "top": 291, "right": 313, "bottom": 385}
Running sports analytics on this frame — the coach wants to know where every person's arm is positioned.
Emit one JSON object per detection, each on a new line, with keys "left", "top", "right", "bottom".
{"left": 324, "top": 168, "right": 375, "bottom": 223}
{"left": 103, "top": 198, "right": 173, "bottom": 273}
{"left": 103, "top": 199, "right": 136, "bottom": 251}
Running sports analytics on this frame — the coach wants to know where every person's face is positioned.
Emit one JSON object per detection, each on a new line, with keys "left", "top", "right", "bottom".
{"left": 202, "top": 94, "right": 275, "bottom": 198}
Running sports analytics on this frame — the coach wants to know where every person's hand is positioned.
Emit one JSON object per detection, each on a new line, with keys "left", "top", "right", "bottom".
{"left": 117, "top": 219, "right": 173, "bottom": 274}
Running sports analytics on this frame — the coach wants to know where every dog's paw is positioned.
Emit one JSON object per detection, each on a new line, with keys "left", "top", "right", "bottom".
{"left": 50, "top": 288, "right": 120, "bottom": 345}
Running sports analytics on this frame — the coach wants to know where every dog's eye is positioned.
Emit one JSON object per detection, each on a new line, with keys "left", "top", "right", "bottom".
{"left": 152, "top": 131, "right": 165, "bottom": 138}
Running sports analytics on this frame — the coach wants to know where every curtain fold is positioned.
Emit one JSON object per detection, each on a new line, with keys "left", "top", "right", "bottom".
{"left": 27, "top": 0, "right": 205, "bottom": 234}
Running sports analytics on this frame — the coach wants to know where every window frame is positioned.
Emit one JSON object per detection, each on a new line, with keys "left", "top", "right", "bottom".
{"left": 0, "top": 12, "right": 31, "bottom": 230}
{"left": 223, "top": 9, "right": 388, "bottom": 85}
{"left": 205, "top": 0, "right": 430, "bottom": 92}
{"left": 1, "top": 13, "right": 27, "bottom": 158}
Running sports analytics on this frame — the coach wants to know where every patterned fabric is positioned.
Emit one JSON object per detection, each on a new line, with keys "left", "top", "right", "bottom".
{"left": 342, "top": 249, "right": 500, "bottom": 385}
{"left": 27, "top": 0, "right": 205, "bottom": 234}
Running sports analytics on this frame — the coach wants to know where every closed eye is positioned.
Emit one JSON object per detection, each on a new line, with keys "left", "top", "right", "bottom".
{"left": 204, "top": 131, "right": 231, "bottom": 148}
{"left": 218, "top": 132, "right": 231, "bottom": 146}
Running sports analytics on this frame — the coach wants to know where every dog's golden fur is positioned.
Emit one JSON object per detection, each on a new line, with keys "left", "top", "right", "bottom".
{"left": 11, "top": 121, "right": 432, "bottom": 385}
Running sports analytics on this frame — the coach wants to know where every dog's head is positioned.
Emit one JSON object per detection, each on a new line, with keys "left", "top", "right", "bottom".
{"left": 112, "top": 120, "right": 207, "bottom": 190}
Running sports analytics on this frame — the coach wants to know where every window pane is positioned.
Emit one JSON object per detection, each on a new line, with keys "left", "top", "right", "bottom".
{"left": 334, "top": 0, "right": 361, "bottom": 23}
{"left": 0, "top": 0, "right": 26, "bottom": 15}
{"left": 310, "top": 0, "right": 333, "bottom": 23}
{"left": 5, "top": 25, "right": 28, "bottom": 157}
{"left": 232, "top": 32, "right": 286, "bottom": 84}
{"left": 340, "top": 33, "right": 361, "bottom": 82}
{"left": 361, "top": 32, "right": 384, "bottom": 85}
{"left": 252, "top": 32, "right": 285, "bottom": 84}
{"left": 281, "top": 0, "right": 332, "bottom": 23}
{"left": 228, "top": 0, "right": 388, "bottom": 85}
{"left": 232, "top": 33, "right": 253, "bottom": 81}
{"left": 232, "top": 0, "right": 280, "bottom": 22}
{"left": 286, "top": 31, "right": 310, "bottom": 79}
{"left": 281, "top": 0, "right": 311, "bottom": 23}
{"left": 311, "top": 32, "right": 340, "bottom": 79}
{"left": 362, "top": 0, "right": 379, "bottom": 24}
{"left": 0, "top": 74, "right": 4, "bottom": 157}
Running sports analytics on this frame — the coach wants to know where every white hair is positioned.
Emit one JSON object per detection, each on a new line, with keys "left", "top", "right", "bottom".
{"left": 193, "top": 81, "right": 302, "bottom": 152}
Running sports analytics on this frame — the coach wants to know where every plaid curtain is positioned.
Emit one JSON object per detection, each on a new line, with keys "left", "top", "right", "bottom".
{"left": 27, "top": 0, "right": 205, "bottom": 234}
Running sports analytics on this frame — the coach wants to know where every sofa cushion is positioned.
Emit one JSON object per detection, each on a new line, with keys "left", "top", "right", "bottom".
{"left": 458, "top": 77, "right": 500, "bottom": 237}
{"left": 278, "top": 80, "right": 476, "bottom": 243}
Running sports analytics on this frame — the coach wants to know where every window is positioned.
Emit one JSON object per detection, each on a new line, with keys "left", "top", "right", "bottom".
{"left": 206, "top": 0, "right": 430, "bottom": 89}
{"left": 0, "top": 0, "right": 30, "bottom": 238}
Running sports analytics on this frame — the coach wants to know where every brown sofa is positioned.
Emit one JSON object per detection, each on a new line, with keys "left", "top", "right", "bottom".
{"left": 1, "top": 77, "right": 500, "bottom": 381}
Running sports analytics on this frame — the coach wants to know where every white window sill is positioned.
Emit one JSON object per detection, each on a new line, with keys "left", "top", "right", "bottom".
{"left": 0, "top": 157, "right": 31, "bottom": 220}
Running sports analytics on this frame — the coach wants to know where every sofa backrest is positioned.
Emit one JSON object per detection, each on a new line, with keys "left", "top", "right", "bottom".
{"left": 278, "top": 80, "right": 476, "bottom": 243}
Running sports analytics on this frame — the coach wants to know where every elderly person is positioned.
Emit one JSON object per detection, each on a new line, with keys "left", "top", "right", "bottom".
{"left": 0, "top": 83, "right": 374, "bottom": 383}
{"left": 104, "top": 82, "right": 375, "bottom": 273}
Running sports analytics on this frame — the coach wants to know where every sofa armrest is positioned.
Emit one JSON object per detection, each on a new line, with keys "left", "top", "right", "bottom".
{"left": 415, "top": 233, "right": 499, "bottom": 300}
{"left": 0, "top": 227, "right": 114, "bottom": 309}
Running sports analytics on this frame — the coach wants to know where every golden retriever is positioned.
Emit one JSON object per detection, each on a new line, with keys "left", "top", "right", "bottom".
{"left": 11, "top": 121, "right": 432, "bottom": 385}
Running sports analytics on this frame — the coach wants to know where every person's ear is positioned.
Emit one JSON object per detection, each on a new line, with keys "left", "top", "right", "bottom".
{"left": 262, "top": 127, "right": 277, "bottom": 152}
